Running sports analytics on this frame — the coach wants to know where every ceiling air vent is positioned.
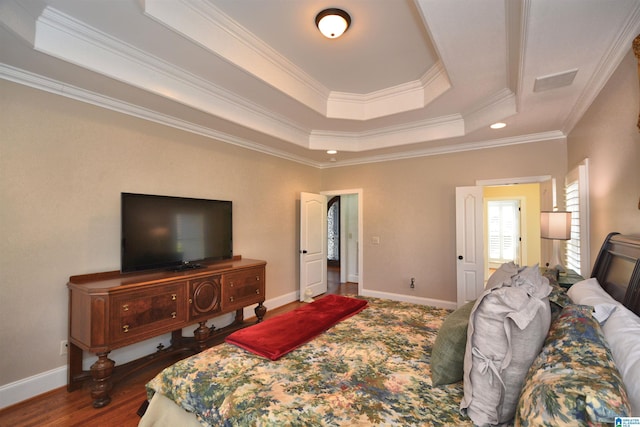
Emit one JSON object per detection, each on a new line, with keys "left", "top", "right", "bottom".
{"left": 533, "top": 69, "right": 578, "bottom": 92}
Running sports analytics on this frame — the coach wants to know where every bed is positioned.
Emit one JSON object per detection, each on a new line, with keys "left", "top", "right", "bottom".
{"left": 139, "top": 233, "right": 640, "bottom": 426}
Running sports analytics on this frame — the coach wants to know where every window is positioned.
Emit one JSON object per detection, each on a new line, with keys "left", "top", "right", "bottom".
{"left": 565, "top": 159, "right": 590, "bottom": 275}
{"left": 487, "top": 200, "right": 520, "bottom": 265}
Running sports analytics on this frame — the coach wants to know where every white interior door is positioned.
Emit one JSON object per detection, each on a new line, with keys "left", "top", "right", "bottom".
{"left": 299, "top": 192, "right": 327, "bottom": 302}
{"left": 456, "top": 186, "right": 484, "bottom": 307}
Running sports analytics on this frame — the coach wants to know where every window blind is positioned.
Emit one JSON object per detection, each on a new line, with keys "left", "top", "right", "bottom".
{"left": 564, "top": 159, "right": 590, "bottom": 276}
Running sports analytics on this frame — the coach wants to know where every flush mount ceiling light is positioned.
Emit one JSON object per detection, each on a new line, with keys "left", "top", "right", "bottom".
{"left": 326, "top": 149, "right": 338, "bottom": 155}
{"left": 315, "top": 8, "right": 351, "bottom": 39}
{"left": 490, "top": 122, "right": 506, "bottom": 129}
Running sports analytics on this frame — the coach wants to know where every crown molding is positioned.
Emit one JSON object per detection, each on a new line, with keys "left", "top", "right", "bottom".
{"left": 2, "top": 63, "right": 567, "bottom": 170}
{"left": 320, "top": 130, "right": 566, "bottom": 168}
{"left": 34, "top": 5, "right": 312, "bottom": 148}
{"left": 327, "top": 80, "right": 425, "bottom": 120}
{"left": 326, "top": 61, "right": 451, "bottom": 120}
{"left": 0, "top": 63, "right": 322, "bottom": 168}
{"left": 420, "top": 60, "right": 451, "bottom": 105}
{"left": 309, "top": 114, "right": 464, "bottom": 151}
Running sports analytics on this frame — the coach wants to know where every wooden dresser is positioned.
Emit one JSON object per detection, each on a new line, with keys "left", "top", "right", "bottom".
{"left": 67, "top": 257, "right": 266, "bottom": 408}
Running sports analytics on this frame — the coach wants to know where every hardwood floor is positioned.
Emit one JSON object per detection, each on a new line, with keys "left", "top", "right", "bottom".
{"left": 327, "top": 265, "right": 358, "bottom": 296}
{"left": 0, "top": 268, "right": 356, "bottom": 426}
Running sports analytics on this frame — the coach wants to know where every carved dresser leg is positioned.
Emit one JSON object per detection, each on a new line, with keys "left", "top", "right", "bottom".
{"left": 255, "top": 302, "right": 267, "bottom": 323}
{"left": 193, "top": 321, "right": 211, "bottom": 352}
{"left": 90, "top": 352, "right": 114, "bottom": 408}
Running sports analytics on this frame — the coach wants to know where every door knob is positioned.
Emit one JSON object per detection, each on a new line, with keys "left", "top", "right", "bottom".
{"left": 458, "top": 255, "right": 463, "bottom": 260}
{"left": 300, "top": 250, "right": 308, "bottom": 254}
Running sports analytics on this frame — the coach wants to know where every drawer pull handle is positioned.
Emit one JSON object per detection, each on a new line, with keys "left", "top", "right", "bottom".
{"left": 256, "top": 276, "right": 260, "bottom": 281}
{"left": 256, "top": 289, "right": 260, "bottom": 295}
{"left": 122, "top": 304, "right": 129, "bottom": 311}
{"left": 122, "top": 325, "right": 129, "bottom": 333}
{"left": 189, "top": 298, "right": 193, "bottom": 304}
{"left": 230, "top": 281, "right": 234, "bottom": 287}
{"left": 171, "top": 312, "right": 177, "bottom": 319}
{"left": 171, "top": 294, "right": 177, "bottom": 301}
{"left": 229, "top": 296, "right": 234, "bottom": 302}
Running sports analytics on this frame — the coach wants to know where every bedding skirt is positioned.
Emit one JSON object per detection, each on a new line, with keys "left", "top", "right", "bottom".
{"left": 142, "top": 297, "right": 473, "bottom": 426}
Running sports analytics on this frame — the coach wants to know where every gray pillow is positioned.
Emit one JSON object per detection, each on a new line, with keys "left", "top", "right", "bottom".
{"left": 460, "top": 266, "right": 552, "bottom": 425}
{"left": 485, "top": 261, "right": 520, "bottom": 290}
{"left": 431, "top": 300, "right": 475, "bottom": 386}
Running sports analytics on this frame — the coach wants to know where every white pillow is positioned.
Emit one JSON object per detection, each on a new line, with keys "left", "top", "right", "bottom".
{"left": 567, "top": 278, "right": 621, "bottom": 324}
{"left": 602, "top": 304, "right": 640, "bottom": 416}
{"left": 591, "top": 303, "right": 619, "bottom": 324}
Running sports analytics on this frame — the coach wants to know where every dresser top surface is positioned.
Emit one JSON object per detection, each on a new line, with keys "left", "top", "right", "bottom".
{"left": 68, "top": 257, "right": 266, "bottom": 292}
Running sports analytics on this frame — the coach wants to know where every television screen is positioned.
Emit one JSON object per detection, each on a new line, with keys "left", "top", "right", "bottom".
{"left": 121, "top": 193, "right": 232, "bottom": 273}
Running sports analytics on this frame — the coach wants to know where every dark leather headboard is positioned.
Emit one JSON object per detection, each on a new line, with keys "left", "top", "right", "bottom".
{"left": 591, "top": 233, "right": 640, "bottom": 316}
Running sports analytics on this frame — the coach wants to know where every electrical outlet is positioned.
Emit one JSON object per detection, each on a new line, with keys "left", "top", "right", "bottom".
{"left": 60, "top": 340, "right": 68, "bottom": 356}
{"left": 410, "top": 277, "right": 415, "bottom": 289}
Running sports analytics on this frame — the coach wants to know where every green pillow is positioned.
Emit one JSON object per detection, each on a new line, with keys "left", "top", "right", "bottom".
{"left": 431, "top": 300, "right": 475, "bottom": 386}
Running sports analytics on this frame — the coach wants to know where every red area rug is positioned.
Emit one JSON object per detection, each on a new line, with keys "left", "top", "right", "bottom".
{"left": 225, "top": 294, "right": 368, "bottom": 360}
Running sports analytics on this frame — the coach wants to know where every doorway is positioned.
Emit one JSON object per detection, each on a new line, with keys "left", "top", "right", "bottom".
{"left": 327, "top": 196, "right": 340, "bottom": 268}
{"left": 322, "top": 189, "right": 362, "bottom": 295}
{"left": 456, "top": 177, "right": 550, "bottom": 306}
{"left": 482, "top": 182, "right": 542, "bottom": 282}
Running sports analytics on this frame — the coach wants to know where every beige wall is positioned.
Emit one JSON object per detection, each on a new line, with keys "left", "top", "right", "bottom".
{"left": 0, "top": 80, "right": 321, "bottom": 386}
{"left": 567, "top": 48, "right": 640, "bottom": 268}
{"left": 322, "top": 141, "right": 566, "bottom": 302}
{"left": 1, "top": 77, "right": 571, "bottom": 392}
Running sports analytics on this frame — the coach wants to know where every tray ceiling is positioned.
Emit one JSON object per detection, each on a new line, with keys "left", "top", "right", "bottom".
{"left": 1, "top": 0, "right": 639, "bottom": 167}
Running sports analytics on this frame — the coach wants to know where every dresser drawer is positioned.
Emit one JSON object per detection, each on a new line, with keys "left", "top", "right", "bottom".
{"left": 110, "top": 282, "right": 186, "bottom": 345}
{"left": 222, "top": 267, "right": 265, "bottom": 310}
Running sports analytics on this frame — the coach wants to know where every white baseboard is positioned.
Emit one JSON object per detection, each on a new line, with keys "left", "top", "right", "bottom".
{"left": 360, "top": 288, "right": 458, "bottom": 310}
{"left": 0, "top": 365, "right": 67, "bottom": 410}
{"left": 0, "top": 292, "right": 301, "bottom": 410}
{"left": 243, "top": 291, "right": 298, "bottom": 319}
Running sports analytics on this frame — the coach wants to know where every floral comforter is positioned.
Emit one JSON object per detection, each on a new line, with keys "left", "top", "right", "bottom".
{"left": 145, "top": 297, "right": 473, "bottom": 426}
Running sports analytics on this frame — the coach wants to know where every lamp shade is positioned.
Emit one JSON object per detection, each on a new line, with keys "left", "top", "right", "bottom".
{"left": 540, "top": 211, "right": 572, "bottom": 240}
{"left": 315, "top": 8, "right": 351, "bottom": 39}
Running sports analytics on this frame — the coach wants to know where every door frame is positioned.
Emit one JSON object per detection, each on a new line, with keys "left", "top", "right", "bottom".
{"left": 321, "top": 188, "right": 364, "bottom": 295}
{"left": 456, "top": 175, "right": 553, "bottom": 306}
{"left": 477, "top": 174, "right": 553, "bottom": 275}
{"left": 476, "top": 175, "right": 552, "bottom": 187}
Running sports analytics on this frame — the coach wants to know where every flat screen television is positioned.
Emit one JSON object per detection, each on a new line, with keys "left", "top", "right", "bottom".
{"left": 121, "top": 193, "right": 232, "bottom": 273}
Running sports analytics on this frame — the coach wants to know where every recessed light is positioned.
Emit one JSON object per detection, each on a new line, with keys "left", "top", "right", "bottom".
{"left": 326, "top": 150, "right": 338, "bottom": 155}
{"left": 490, "top": 122, "right": 506, "bottom": 129}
